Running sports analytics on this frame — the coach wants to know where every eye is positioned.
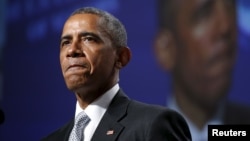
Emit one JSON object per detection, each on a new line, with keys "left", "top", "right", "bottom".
{"left": 225, "top": 0, "right": 236, "bottom": 12}
{"left": 82, "top": 36, "right": 100, "bottom": 44}
{"left": 191, "top": 0, "right": 214, "bottom": 23}
{"left": 61, "top": 40, "right": 71, "bottom": 48}
{"left": 79, "top": 32, "right": 102, "bottom": 44}
{"left": 84, "top": 36, "right": 96, "bottom": 42}
{"left": 226, "top": 0, "right": 235, "bottom": 6}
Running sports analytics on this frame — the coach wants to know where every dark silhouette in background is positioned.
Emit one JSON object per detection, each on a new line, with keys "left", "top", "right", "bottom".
{"left": 0, "top": 109, "right": 4, "bottom": 125}
{"left": 154, "top": 0, "right": 250, "bottom": 141}
{"left": 41, "top": 7, "right": 191, "bottom": 141}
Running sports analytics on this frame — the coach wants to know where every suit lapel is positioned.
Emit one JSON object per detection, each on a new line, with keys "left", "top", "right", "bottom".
{"left": 62, "top": 120, "right": 74, "bottom": 141}
{"left": 91, "top": 90, "right": 130, "bottom": 141}
{"left": 45, "top": 118, "right": 74, "bottom": 141}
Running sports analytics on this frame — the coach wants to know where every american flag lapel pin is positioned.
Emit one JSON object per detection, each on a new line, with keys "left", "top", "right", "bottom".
{"left": 106, "top": 130, "right": 114, "bottom": 135}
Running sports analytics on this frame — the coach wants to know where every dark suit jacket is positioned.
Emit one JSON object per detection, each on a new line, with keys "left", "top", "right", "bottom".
{"left": 41, "top": 89, "right": 191, "bottom": 141}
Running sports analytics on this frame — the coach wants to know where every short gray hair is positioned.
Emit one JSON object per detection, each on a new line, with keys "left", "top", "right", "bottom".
{"left": 71, "top": 7, "right": 127, "bottom": 48}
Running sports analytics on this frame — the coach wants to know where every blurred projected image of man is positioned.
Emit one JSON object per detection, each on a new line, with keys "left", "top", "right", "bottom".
{"left": 154, "top": 0, "right": 250, "bottom": 140}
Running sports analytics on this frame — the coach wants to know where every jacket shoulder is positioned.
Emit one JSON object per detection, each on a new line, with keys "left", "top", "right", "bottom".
{"left": 40, "top": 119, "right": 73, "bottom": 141}
{"left": 125, "top": 100, "right": 192, "bottom": 140}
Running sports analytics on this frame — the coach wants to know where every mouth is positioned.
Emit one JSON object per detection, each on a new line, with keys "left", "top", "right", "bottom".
{"left": 66, "top": 63, "right": 89, "bottom": 72}
{"left": 206, "top": 57, "right": 232, "bottom": 78}
{"left": 205, "top": 45, "right": 236, "bottom": 78}
{"left": 201, "top": 56, "right": 234, "bottom": 92}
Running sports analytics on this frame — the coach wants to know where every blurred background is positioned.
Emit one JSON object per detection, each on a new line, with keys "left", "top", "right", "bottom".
{"left": 0, "top": 0, "right": 249, "bottom": 140}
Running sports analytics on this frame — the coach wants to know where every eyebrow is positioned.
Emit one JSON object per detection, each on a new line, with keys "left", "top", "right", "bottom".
{"left": 190, "top": 0, "right": 214, "bottom": 22}
{"left": 195, "top": 0, "right": 214, "bottom": 12}
{"left": 79, "top": 32, "right": 101, "bottom": 40}
{"left": 60, "top": 34, "right": 71, "bottom": 42}
{"left": 60, "top": 31, "right": 101, "bottom": 42}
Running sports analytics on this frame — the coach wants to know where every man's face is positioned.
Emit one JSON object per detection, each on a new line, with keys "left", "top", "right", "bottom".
{"left": 173, "top": 0, "right": 237, "bottom": 106}
{"left": 60, "top": 14, "right": 118, "bottom": 94}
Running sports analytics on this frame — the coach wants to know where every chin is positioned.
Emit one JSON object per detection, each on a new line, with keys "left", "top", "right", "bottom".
{"left": 65, "top": 81, "right": 84, "bottom": 91}
{"left": 200, "top": 90, "right": 228, "bottom": 108}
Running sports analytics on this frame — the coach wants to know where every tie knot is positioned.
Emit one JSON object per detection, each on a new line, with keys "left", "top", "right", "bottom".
{"left": 75, "top": 111, "right": 90, "bottom": 127}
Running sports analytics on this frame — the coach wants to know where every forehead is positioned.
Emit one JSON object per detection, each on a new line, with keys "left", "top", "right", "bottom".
{"left": 62, "top": 13, "right": 101, "bottom": 33}
{"left": 176, "top": 0, "right": 235, "bottom": 12}
{"left": 176, "top": 0, "right": 208, "bottom": 12}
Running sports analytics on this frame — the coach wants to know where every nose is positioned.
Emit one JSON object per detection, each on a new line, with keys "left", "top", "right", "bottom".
{"left": 67, "top": 41, "right": 84, "bottom": 58}
{"left": 216, "top": 1, "right": 236, "bottom": 38}
{"left": 210, "top": 1, "right": 237, "bottom": 63}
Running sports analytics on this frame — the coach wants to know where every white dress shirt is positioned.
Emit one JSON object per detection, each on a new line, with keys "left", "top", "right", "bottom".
{"left": 74, "top": 84, "right": 119, "bottom": 141}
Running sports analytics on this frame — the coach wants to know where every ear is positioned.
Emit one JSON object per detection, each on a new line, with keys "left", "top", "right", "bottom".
{"left": 115, "top": 46, "right": 132, "bottom": 69}
{"left": 153, "top": 30, "right": 176, "bottom": 72}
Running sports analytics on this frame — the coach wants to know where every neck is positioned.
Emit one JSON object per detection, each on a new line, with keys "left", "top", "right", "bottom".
{"left": 174, "top": 88, "right": 218, "bottom": 130}
{"left": 75, "top": 82, "right": 118, "bottom": 109}
{"left": 75, "top": 91, "right": 102, "bottom": 109}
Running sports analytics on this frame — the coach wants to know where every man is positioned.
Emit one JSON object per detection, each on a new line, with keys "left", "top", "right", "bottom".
{"left": 42, "top": 7, "right": 191, "bottom": 141}
{"left": 154, "top": 0, "right": 250, "bottom": 141}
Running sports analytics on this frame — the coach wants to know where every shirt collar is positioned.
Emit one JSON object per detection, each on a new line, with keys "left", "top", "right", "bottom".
{"left": 75, "top": 83, "right": 119, "bottom": 119}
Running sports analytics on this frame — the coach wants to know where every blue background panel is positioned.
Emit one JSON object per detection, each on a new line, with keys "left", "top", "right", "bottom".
{"left": 0, "top": 0, "right": 249, "bottom": 140}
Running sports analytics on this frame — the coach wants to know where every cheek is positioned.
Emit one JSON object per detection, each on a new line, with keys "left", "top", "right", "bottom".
{"left": 59, "top": 52, "right": 67, "bottom": 72}
{"left": 84, "top": 51, "right": 97, "bottom": 73}
{"left": 182, "top": 24, "right": 214, "bottom": 65}
{"left": 191, "top": 22, "right": 214, "bottom": 47}
{"left": 193, "top": 24, "right": 210, "bottom": 39}
{"left": 87, "top": 49, "right": 116, "bottom": 73}
{"left": 175, "top": 45, "right": 205, "bottom": 84}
